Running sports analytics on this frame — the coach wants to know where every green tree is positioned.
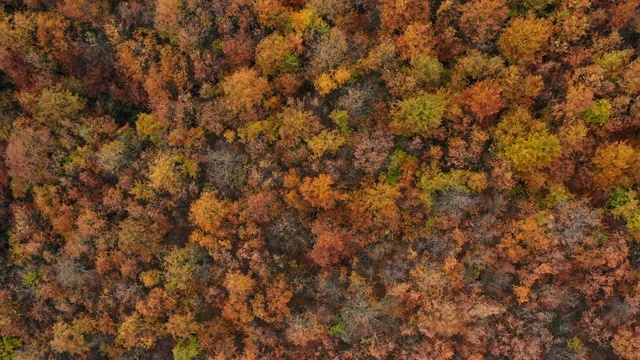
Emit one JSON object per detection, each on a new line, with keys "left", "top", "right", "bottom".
{"left": 609, "top": 187, "right": 640, "bottom": 235}
{"left": 494, "top": 108, "right": 561, "bottom": 175}
{"left": 172, "top": 337, "right": 200, "bottom": 360}
{"left": 136, "top": 113, "right": 166, "bottom": 142}
{"left": 390, "top": 92, "right": 448, "bottom": 136}
{"left": 0, "top": 337, "right": 21, "bottom": 359}
{"left": 581, "top": 99, "right": 611, "bottom": 125}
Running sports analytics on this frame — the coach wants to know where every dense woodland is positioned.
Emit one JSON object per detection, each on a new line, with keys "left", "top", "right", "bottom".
{"left": 1, "top": 0, "right": 640, "bottom": 358}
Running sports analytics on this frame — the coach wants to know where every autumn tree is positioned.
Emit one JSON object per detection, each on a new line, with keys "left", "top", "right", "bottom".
{"left": 222, "top": 68, "right": 270, "bottom": 124}
{"left": 609, "top": 187, "right": 640, "bottom": 234}
{"left": 277, "top": 103, "right": 322, "bottom": 149}
{"left": 306, "top": 130, "right": 347, "bottom": 159}
{"left": 335, "top": 272, "right": 398, "bottom": 344}
{"left": 493, "top": 108, "right": 561, "bottom": 188}
{"left": 390, "top": 92, "right": 448, "bottom": 136}
{"left": 147, "top": 151, "right": 185, "bottom": 195}
{"left": 309, "top": 219, "right": 355, "bottom": 267}
{"left": 163, "top": 243, "right": 212, "bottom": 292}
{"left": 298, "top": 174, "right": 346, "bottom": 210}
{"left": 50, "top": 320, "right": 89, "bottom": 356}
{"left": 498, "top": 14, "right": 551, "bottom": 64}
{"left": 136, "top": 113, "right": 166, "bottom": 143}
{"left": 611, "top": 323, "right": 640, "bottom": 360}
{"left": 247, "top": 189, "right": 280, "bottom": 224}
{"left": 499, "top": 66, "right": 544, "bottom": 108}
{"left": 28, "top": 86, "right": 85, "bottom": 130}
{"left": 349, "top": 182, "right": 401, "bottom": 236}
{"left": 116, "top": 311, "right": 161, "bottom": 350}
{"left": 396, "top": 22, "right": 435, "bottom": 61}
{"left": 463, "top": 79, "right": 505, "bottom": 124}
{"left": 621, "top": 59, "right": 640, "bottom": 95}
{"left": 117, "top": 205, "right": 169, "bottom": 263}
{"left": 285, "top": 312, "right": 325, "bottom": 347}
{"left": 189, "top": 190, "right": 232, "bottom": 235}
{"left": 592, "top": 142, "right": 639, "bottom": 191}
{"left": 353, "top": 131, "right": 394, "bottom": 175}
{"left": 255, "top": 33, "right": 303, "bottom": 77}
{"left": 449, "top": 50, "right": 505, "bottom": 90}
{"left": 5, "top": 126, "right": 55, "bottom": 185}
{"left": 2, "top": 1, "right": 640, "bottom": 359}
{"left": 222, "top": 271, "right": 256, "bottom": 325}
{"left": 379, "top": 0, "right": 431, "bottom": 34}
{"left": 251, "top": 275, "right": 293, "bottom": 324}
{"left": 459, "top": 0, "right": 509, "bottom": 46}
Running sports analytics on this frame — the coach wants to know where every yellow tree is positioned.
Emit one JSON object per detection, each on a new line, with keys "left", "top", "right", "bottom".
{"left": 277, "top": 104, "right": 322, "bottom": 149}
{"left": 189, "top": 190, "right": 231, "bottom": 235}
{"left": 494, "top": 108, "right": 561, "bottom": 188}
{"left": 390, "top": 91, "right": 448, "bottom": 136}
{"left": 222, "top": 68, "right": 270, "bottom": 124}
{"left": 592, "top": 142, "right": 638, "bottom": 191}
{"left": 298, "top": 174, "right": 346, "bottom": 210}
{"left": 148, "top": 152, "right": 182, "bottom": 195}
{"left": 349, "top": 182, "right": 401, "bottom": 236}
{"left": 51, "top": 320, "right": 90, "bottom": 356}
{"left": 498, "top": 14, "right": 551, "bottom": 65}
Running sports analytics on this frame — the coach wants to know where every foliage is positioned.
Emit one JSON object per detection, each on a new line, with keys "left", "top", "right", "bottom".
{"left": 349, "top": 182, "right": 401, "bottom": 234}
{"left": 136, "top": 113, "right": 166, "bottom": 142}
{"left": 498, "top": 15, "right": 551, "bottom": 64}
{"left": 277, "top": 104, "right": 322, "bottom": 148}
{"left": 299, "top": 174, "right": 346, "bottom": 209}
{"left": 459, "top": 0, "right": 509, "bottom": 45}
{"left": 306, "top": 130, "right": 347, "bottom": 159}
{"left": 609, "top": 188, "right": 640, "bottom": 234}
{"left": 611, "top": 324, "right": 640, "bottom": 360}
{"left": 222, "top": 68, "right": 270, "bottom": 123}
{"left": 329, "top": 110, "right": 350, "bottom": 134}
{"left": 255, "top": 33, "right": 302, "bottom": 76}
{"left": 309, "top": 220, "right": 354, "bottom": 267}
{"left": 494, "top": 108, "right": 561, "bottom": 175}
{"left": 594, "top": 50, "right": 631, "bottom": 78}
{"left": 0, "top": 1, "right": 639, "bottom": 359}
{"left": 50, "top": 321, "right": 89, "bottom": 355}
{"left": 172, "top": 337, "right": 200, "bottom": 360}
{"left": 409, "top": 55, "right": 444, "bottom": 89}
{"left": 291, "top": 7, "right": 330, "bottom": 34}
{"left": 148, "top": 152, "right": 184, "bottom": 194}
{"left": 0, "top": 337, "right": 21, "bottom": 359}
{"left": 592, "top": 142, "right": 637, "bottom": 191}
{"left": 464, "top": 79, "right": 505, "bottom": 122}
{"left": 390, "top": 92, "right": 448, "bottom": 136}
{"left": 581, "top": 99, "right": 611, "bottom": 125}
{"left": 189, "top": 190, "right": 230, "bottom": 235}
{"left": 31, "top": 86, "right": 85, "bottom": 129}
{"left": 419, "top": 163, "right": 488, "bottom": 208}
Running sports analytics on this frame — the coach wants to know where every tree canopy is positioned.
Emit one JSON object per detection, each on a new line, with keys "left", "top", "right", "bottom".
{"left": 0, "top": 0, "right": 640, "bottom": 359}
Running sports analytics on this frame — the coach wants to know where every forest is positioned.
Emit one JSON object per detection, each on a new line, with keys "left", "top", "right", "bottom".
{"left": 0, "top": 0, "right": 640, "bottom": 359}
